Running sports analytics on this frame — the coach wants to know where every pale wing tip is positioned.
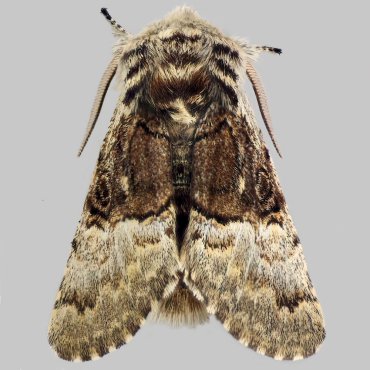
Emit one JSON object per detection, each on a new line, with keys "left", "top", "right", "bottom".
{"left": 235, "top": 325, "right": 326, "bottom": 361}
{"left": 48, "top": 339, "right": 115, "bottom": 362}
{"left": 49, "top": 345, "right": 105, "bottom": 363}
{"left": 48, "top": 314, "right": 145, "bottom": 361}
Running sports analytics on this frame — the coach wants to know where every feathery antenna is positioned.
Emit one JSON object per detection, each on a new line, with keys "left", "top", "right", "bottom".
{"left": 246, "top": 60, "right": 283, "bottom": 158}
{"left": 78, "top": 53, "right": 121, "bottom": 156}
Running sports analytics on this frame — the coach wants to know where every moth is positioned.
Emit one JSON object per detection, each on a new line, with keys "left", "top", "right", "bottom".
{"left": 48, "top": 7, "right": 325, "bottom": 362}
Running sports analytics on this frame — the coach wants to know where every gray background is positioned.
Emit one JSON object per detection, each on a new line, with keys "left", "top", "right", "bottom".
{"left": 1, "top": 0, "right": 369, "bottom": 369}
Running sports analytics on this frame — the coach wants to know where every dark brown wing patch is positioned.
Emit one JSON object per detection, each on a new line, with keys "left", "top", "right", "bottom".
{"left": 85, "top": 116, "right": 173, "bottom": 228}
{"left": 191, "top": 115, "right": 248, "bottom": 221}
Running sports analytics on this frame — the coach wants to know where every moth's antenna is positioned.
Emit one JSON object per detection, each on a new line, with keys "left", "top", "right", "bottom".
{"left": 77, "top": 8, "right": 127, "bottom": 156}
{"left": 256, "top": 46, "right": 282, "bottom": 55}
{"left": 246, "top": 60, "right": 283, "bottom": 158}
{"left": 101, "top": 8, "right": 126, "bottom": 34}
{"left": 78, "top": 53, "right": 121, "bottom": 156}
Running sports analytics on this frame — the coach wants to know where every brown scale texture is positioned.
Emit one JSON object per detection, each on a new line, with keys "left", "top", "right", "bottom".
{"left": 183, "top": 113, "right": 325, "bottom": 360}
{"left": 49, "top": 6, "right": 325, "bottom": 362}
{"left": 49, "top": 115, "right": 181, "bottom": 361}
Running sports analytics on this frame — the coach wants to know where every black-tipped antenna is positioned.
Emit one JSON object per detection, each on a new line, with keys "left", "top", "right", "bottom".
{"left": 101, "top": 8, "right": 112, "bottom": 20}
{"left": 257, "top": 46, "right": 282, "bottom": 55}
{"left": 101, "top": 8, "right": 126, "bottom": 34}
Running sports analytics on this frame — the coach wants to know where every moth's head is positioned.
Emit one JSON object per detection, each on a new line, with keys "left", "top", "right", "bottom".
{"left": 159, "top": 6, "right": 222, "bottom": 35}
{"left": 164, "top": 5, "right": 202, "bottom": 21}
{"left": 78, "top": 8, "right": 283, "bottom": 157}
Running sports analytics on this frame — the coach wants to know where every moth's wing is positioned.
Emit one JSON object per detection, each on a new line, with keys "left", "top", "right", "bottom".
{"left": 182, "top": 113, "right": 325, "bottom": 360}
{"left": 48, "top": 114, "right": 180, "bottom": 361}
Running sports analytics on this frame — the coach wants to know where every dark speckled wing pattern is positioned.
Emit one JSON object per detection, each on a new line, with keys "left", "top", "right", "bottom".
{"left": 49, "top": 5, "right": 325, "bottom": 362}
{"left": 48, "top": 114, "right": 181, "bottom": 361}
{"left": 182, "top": 112, "right": 325, "bottom": 360}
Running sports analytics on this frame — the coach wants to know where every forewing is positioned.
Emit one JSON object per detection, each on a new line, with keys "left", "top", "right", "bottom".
{"left": 48, "top": 114, "right": 180, "bottom": 361}
{"left": 182, "top": 113, "right": 325, "bottom": 360}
